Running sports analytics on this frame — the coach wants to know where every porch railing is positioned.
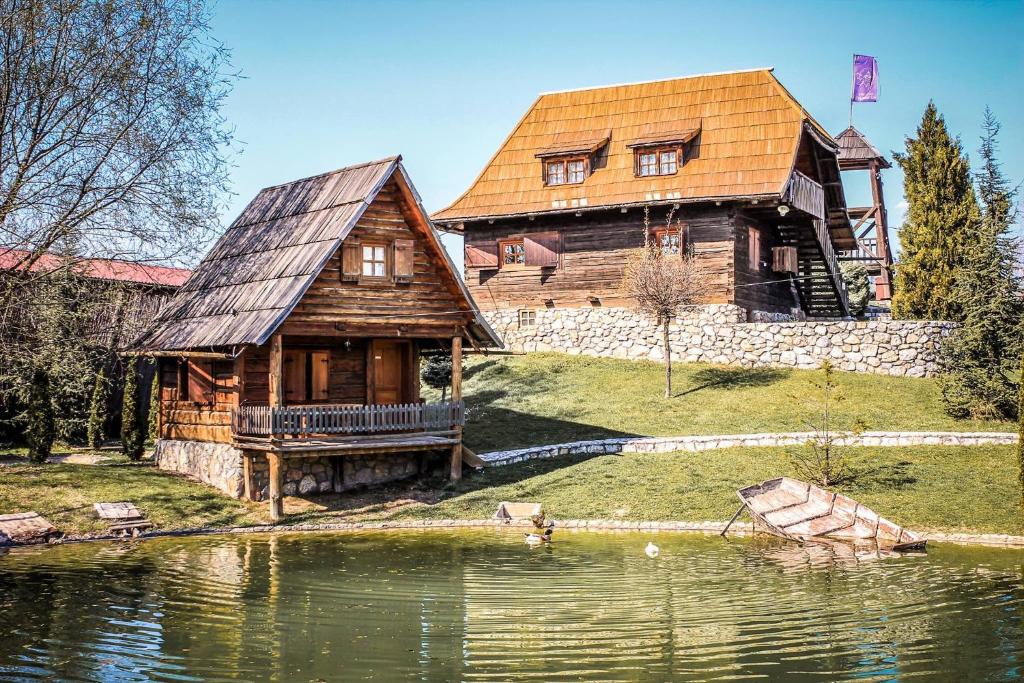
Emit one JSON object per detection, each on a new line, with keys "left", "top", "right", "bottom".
{"left": 231, "top": 401, "right": 465, "bottom": 437}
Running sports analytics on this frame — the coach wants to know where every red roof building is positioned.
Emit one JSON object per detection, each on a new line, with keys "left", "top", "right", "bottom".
{"left": 0, "top": 249, "right": 191, "bottom": 288}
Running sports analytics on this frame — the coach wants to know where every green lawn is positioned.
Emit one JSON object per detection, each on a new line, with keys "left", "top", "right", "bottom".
{"left": 446, "top": 354, "right": 1014, "bottom": 452}
{"left": 1, "top": 444, "right": 1021, "bottom": 537}
{"left": 0, "top": 459, "right": 261, "bottom": 536}
{"left": 386, "top": 445, "right": 1023, "bottom": 536}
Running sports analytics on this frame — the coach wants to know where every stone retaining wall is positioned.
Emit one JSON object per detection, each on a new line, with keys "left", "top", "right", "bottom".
{"left": 484, "top": 306, "right": 955, "bottom": 377}
{"left": 155, "top": 440, "right": 432, "bottom": 500}
{"left": 479, "top": 431, "right": 1017, "bottom": 466}
{"left": 154, "top": 440, "right": 245, "bottom": 498}
{"left": 247, "top": 452, "right": 425, "bottom": 500}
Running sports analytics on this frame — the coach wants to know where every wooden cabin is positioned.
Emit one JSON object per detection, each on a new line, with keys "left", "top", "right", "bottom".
{"left": 432, "top": 68, "right": 857, "bottom": 319}
{"left": 133, "top": 157, "right": 501, "bottom": 519}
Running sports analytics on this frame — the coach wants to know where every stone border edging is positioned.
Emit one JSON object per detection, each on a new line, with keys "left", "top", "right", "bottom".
{"left": 478, "top": 431, "right": 1018, "bottom": 466}
{"left": 27, "top": 517, "right": 1023, "bottom": 550}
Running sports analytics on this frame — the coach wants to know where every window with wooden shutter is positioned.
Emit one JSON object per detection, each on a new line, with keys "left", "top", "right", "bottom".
{"left": 283, "top": 350, "right": 306, "bottom": 403}
{"left": 465, "top": 242, "right": 499, "bottom": 269}
{"left": 311, "top": 351, "right": 330, "bottom": 401}
{"left": 393, "top": 239, "right": 414, "bottom": 283}
{"left": 341, "top": 239, "right": 361, "bottom": 282}
{"left": 186, "top": 360, "right": 215, "bottom": 404}
{"left": 524, "top": 232, "right": 560, "bottom": 268}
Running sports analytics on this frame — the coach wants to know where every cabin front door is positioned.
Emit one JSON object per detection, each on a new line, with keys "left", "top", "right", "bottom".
{"left": 370, "top": 340, "right": 408, "bottom": 404}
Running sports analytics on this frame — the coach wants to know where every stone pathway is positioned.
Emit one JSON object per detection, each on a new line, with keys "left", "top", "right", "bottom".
{"left": 478, "top": 431, "right": 1018, "bottom": 466}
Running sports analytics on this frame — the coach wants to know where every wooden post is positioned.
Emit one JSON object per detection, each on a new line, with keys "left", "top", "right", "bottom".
{"left": 268, "top": 452, "right": 283, "bottom": 521}
{"left": 268, "top": 334, "right": 283, "bottom": 408}
{"left": 449, "top": 334, "right": 463, "bottom": 481}
{"left": 242, "top": 453, "right": 254, "bottom": 501}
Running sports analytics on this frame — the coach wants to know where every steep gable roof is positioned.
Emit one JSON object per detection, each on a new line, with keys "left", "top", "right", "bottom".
{"left": 135, "top": 157, "right": 500, "bottom": 351}
{"left": 433, "top": 68, "right": 834, "bottom": 223}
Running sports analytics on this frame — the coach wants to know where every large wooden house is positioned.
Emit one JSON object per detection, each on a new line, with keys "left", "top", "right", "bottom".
{"left": 433, "top": 68, "right": 857, "bottom": 319}
{"left": 133, "top": 157, "right": 500, "bottom": 519}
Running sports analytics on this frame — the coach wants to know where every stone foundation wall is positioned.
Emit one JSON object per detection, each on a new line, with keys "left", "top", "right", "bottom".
{"left": 154, "top": 440, "right": 245, "bottom": 498}
{"left": 247, "top": 452, "right": 426, "bottom": 501}
{"left": 156, "top": 440, "right": 431, "bottom": 500}
{"left": 484, "top": 306, "right": 955, "bottom": 377}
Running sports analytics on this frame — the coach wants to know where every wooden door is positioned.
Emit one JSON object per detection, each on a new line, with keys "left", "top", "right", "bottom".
{"left": 371, "top": 341, "right": 407, "bottom": 405}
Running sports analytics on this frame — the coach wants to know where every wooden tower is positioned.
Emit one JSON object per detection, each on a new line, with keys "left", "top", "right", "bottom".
{"left": 834, "top": 127, "right": 894, "bottom": 301}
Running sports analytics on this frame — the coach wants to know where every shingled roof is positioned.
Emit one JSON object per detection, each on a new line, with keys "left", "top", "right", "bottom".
{"left": 835, "top": 126, "right": 891, "bottom": 169}
{"left": 135, "top": 157, "right": 499, "bottom": 352}
{"left": 433, "top": 68, "right": 835, "bottom": 223}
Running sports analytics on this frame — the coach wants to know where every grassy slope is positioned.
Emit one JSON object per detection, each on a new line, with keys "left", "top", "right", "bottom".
{"left": 450, "top": 354, "right": 1014, "bottom": 452}
{"left": 0, "top": 459, "right": 261, "bottom": 535}
{"left": 390, "top": 445, "right": 1024, "bottom": 535}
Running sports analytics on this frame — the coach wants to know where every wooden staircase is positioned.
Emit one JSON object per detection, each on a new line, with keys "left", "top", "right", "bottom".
{"left": 777, "top": 222, "right": 851, "bottom": 318}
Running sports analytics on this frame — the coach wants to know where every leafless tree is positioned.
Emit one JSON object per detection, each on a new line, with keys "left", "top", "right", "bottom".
{"left": 0, "top": 0, "right": 235, "bottom": 315}
{"left": 621, "top": 206, "right": 711, "bottom": 398}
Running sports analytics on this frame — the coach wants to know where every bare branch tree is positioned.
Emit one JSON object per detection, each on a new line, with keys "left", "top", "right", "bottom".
{"left": 621, "top": 206, "right": 711, "bottom": 398}
{"left": 0, "top": 0, "right": 235, "bottom": 312}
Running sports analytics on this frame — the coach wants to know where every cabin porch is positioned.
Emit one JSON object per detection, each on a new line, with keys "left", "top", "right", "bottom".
{"left": 156, "top": 331, "right": 469, "bottom": 520}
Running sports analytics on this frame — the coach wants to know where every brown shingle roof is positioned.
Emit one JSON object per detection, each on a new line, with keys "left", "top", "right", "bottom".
{"left": 134, "top": 158, "right": 500, "bottom": 351}
{"left": 835, "top": 126, "right": 891, "bottom": 169}
{"left": 434, "top": 68, "right": 832, "bottom": 222}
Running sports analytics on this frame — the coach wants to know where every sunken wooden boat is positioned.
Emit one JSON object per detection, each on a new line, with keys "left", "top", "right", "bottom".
{"left": 733, "top": 477, "right": 927, "bottom": 551}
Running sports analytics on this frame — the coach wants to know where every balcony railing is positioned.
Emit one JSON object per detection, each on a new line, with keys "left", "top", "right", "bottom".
{"left": 232, "top": 401, "right": 465, "bottom": 437}
{"left": 838, "top": 238, "right": 882, "bottom": 262}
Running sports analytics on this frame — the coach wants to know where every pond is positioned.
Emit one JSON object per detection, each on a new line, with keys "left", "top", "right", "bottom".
{"left": 1, "top": 530, "right": 1022, "bottom": 682}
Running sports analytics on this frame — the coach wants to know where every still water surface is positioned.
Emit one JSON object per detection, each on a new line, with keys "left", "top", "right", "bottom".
{"left": 0, "top": 530, "right": 1022, "bottom": 682}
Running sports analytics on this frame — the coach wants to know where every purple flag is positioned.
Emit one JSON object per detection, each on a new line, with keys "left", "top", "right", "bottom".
{"left": 852, "top": 54, "right": 878, "bottom": 102}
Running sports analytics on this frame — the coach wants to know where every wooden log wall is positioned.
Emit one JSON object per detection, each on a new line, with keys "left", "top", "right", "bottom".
{"left": 463, "top": 206, "right": 737, "bottom": 310}
{"left": 732, "top": 213, "right": 801, "bottom": 314}
{"left": 157, "top": 358, "right": 235, "bottom": 444}
{"left": 281, "top": 179, "right": 471, "bottom": 339}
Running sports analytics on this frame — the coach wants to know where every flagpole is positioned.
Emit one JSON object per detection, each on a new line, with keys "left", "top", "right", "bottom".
{"left": 849, "top": 54, "right": 855, "bottom": 127}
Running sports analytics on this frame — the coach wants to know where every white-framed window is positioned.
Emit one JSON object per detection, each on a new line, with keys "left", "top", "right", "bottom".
{"left": 362, "top": 244, "right": 387, "bottom": 277}
{"left": 518, "top": 310, "right": 536, "bottom": 327}
{"left": 636, "top": 147, "right": 682, "bottom": 177}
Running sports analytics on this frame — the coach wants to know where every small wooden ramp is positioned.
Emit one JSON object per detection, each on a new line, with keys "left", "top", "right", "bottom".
{"left": 94, "top": 502, "right": 153, "bottom": 536}
{"left": 0, "top": 512, "right": 58, "bottom": 544}
{"left": 462, "top": 445, "right": 485, "bottom": 470}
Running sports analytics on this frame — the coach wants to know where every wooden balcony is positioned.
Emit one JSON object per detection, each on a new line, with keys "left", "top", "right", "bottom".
{"left": 232, "top": 400, "right": 465, "bottom": 438}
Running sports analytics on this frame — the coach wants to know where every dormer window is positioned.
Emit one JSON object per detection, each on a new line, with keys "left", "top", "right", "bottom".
{"left": 636, "top": 147, "right": 680, "bottom": 177}
{"left": 628, "top": 125, "right": 700, "bottom": 178}
{"left": 545, "top": 157, "right": 587, "bottom": 186}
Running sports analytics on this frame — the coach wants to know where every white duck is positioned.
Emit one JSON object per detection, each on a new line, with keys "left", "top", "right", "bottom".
{"left": 645, "top": 542, "right": 660, "bottom": 558}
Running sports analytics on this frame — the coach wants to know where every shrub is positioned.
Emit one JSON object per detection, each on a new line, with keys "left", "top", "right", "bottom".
{"left": 421, "top": 353, "right": 453, "bottom": 402}
{"left": 87, "top": 368, "right": 108, "bottom": 449}
{"left": 121, "top": 357, "right": 145, "bottom": 461}
{"left": 841, "top": 262, "right": 870, "bottom": 317}
{"left": 25, "top": 368, "right": 55, "bottom": 464}
{"left": 147, "top": 369, "right": 160, "bottom": 443}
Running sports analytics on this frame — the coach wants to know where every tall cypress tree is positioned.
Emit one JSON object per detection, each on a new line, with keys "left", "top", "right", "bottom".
{"left": 87, "top": 368, "right": 109, "bottom": 449}
{"left": 892, "top": 102, "right": 980, "bottom": 321}
{"left": 121, "top": 357, "right": 145, "bottom": 461}
{"left": 939, "top": 109, "right": 1022, "bottom": 420}
{"left": 25, "top": 369, "right": 55, "bottom": 464}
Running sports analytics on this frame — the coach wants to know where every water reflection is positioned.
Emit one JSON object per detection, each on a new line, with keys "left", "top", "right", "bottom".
{"left": 0, "top": 531, "right": 1021, "bottom": 682}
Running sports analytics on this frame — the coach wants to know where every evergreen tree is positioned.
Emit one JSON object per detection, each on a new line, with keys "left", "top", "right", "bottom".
{"left": 421, "top": 354, "right": 453, "bottom": 402}
{"left": 841, "top": 262, "right": 870, "bottom": 317}
{"left": 25, "top": 369, "right": 55, "bottom": 464}
{"left": 87, "top": 368, "right": 109, "bottom": 449}
{"left": 939, "top": 109, "right": 1022, "bottom": 420}
{"left": 121, "top": 357, "right": 145, "bottom": 461}
{"left": 1018, "top": 358, "right": 1023, "bottom": 502}
{"left": 892, "top": 102, "right": 980, "bottom": 321}
{"left": 148, "top": 370, "right": 160, "bottom": 443}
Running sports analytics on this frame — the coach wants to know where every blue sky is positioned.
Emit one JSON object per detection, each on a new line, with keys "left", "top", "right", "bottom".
{"left": 210, "top": 0, "right": 1023, "bottom": 264}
